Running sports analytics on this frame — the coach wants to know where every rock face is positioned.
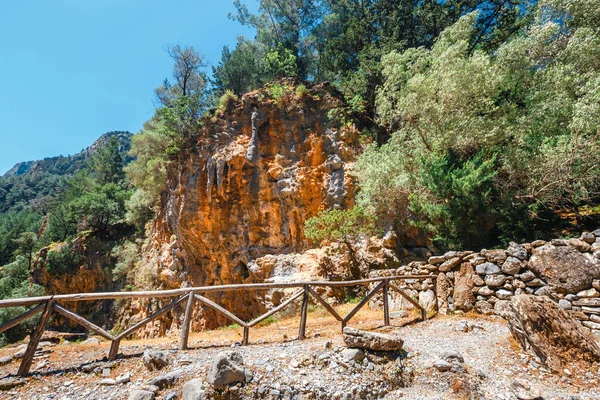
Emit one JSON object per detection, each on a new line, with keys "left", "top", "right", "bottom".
{"left": 528, "top": 244, "right": 600, "bottom": 293}
{"left": 140, "top": 83, "right": 360, "bottom": 330}
{"left": 342, "top": 327, "right": 404, "bottom": 351}
{"left": 505, "top": 295, "right": 600, "bottom": 371}
{"left": 207, "top": 351, "right": 249, "bottom": 388}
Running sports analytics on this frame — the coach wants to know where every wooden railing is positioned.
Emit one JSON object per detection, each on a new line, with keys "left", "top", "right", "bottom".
{"left": 0, "top": 275, "right": 437, "bottom": 376}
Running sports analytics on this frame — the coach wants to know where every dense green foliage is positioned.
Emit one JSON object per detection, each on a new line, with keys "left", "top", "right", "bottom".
{"left": 355, "top": 1, "right": 600, "bottom": 248}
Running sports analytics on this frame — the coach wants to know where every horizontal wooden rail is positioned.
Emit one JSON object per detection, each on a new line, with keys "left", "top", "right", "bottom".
{"left": 0, "top": 275, "right": 436, "bottom": 308}
{"left": 2, "top": 274, "right": 437, "bottom": 377}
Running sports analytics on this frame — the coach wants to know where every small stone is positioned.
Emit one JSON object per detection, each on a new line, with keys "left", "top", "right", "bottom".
{"left": 0, "top": 356, "right": 12, "bottom": 365}
{"left": 142, "top": 350, "right": 169, "bottom": 371}
{"left": 390, "top": 310, "right": 408, "bottom": 318}
{"left": 428, "top": 256, "right": 445, "bottom": 265}
{"left": 440, "top": 351, "right": 464, "bottom": 364}
{"left": 531, "top": 240, "right": 546, "bottom": 248}
{"left": 558, "top": 299, "right": 572, "bottom": 309}
{"left": 341, "top": 348, "right": 366, "bottom": 363}
{"left": 324, "top": 340, "right": 333, "bottom": 349}
{"left": 478, "top": 287, "right": 494, "bottom": 296}
{"left": 502, "top": 257, "right": 523, "bottom": 275}
{"left": 82, "top": 337, "right": 101, "bottom": 346}
{"left": 439, "top": 257, "right": 461, "bottom": 272}
{"left": 434, "top": 360, "right": 452, "bottom": 372}
{"left": 476, "top": 262, "right": 500, "bottom": 275}
{"left": 576, "top": 288, "right": 599, "bottom": 298}
{"left": 99, "top": 378, "right": 116, "bottom": 386}
{"left": 128, "top": 390, "right": 155, "bottom": 400}
{"left": 582, "top": 320, "right": 600, "bottom": 330}
{"left": 149, "top": 369, "right": 182, "bottom": 389}
{"left": 526, "top": 278, "right": 545, "bottom": 287}
{"left": 485, "top": 274, "right": 507, "bottom": 287}
{"left": 519, "top": 271, "right": 536, "bottom": 282}
{"left": 581, "top": 232, "right": 596, "bottom": 244}
{"left": 507, "top": 242, "right": 528, "bottom": 261}
{"left": 182, "top": 378, "right": 207, "bottom": 400}
{"left": 496, "top": 289, "right": 513, "bottom": 300}
{"left": 116, "top": 373, "right": 131, "bottom": 384}
{"left": 343, "top": 327, "right": 403, "bottom": 351}
{"left": 475, "top": 300, "right": 493, "bottom": 315}
{"left": 510, "top": 378, "right": 542, "bottom": 400}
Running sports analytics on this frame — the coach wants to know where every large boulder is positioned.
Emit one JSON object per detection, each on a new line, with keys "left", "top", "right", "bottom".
{"left": 528, "top": 244, "right": 600, "bottom": 293}
{"left": 207, "top": 351, "right": 249, "bottom": 388}
{"left": 454, "top": 262, "right": 476, "bottom": 311}
{"left": 505, "top": 294, "right": 600, "bottom": 371}
{"left": 343, "top": 327, "right": 404, "bottom": 351}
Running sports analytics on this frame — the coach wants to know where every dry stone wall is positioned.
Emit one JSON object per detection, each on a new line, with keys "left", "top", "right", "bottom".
{"left": 369, "top": 229, "right": 600, "bottom": 338}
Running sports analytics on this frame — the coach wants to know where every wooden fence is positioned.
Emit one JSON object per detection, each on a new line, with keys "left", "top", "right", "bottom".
{"left": 0, "top": 275, "right": 437, "bottom": 377}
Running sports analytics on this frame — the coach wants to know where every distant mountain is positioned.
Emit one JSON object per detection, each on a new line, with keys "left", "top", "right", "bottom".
{"left": 2, "top": 131, "right": 132, "bottom": 178}
{"left": 0, "top": 131, "right": 132, "bottom": 214}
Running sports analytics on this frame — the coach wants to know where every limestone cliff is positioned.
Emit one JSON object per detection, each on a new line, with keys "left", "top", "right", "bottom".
{"left": 134, "top": 83, "right": 361, "bottom": 331}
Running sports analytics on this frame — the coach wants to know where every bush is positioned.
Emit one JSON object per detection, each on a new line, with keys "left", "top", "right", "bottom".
{"left": 295, "top": 84, "right": 309, "bottom": 99}
{"left": 217, "top": 90, "right": 239, "bottom": 114}
{"left": 46, "top": 239, "right": 84, "bottom": 275}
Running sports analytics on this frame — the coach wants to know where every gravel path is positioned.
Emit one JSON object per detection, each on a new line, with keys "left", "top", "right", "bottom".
{"left": 0, "top": 315, "right": 598, "bottom": 399}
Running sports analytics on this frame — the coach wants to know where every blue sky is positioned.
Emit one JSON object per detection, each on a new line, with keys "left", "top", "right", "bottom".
{"left": 0, "top": 0, "right": 256, "bottom": 174}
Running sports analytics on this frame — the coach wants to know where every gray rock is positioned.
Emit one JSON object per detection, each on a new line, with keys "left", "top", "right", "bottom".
{"left": 476, "top": 262, "right": 501, "bottom": 275}
{"left": 558, "top": 299, "right": 572, "bottom": 309}
{"left": 149, "top": 369, "right": 182, "bottom": 389}
{"left": 519, "top": 271, "right": 536, "bottom": 282}
{"left": 343, "top": 327, "right": 404, "bottom": 351}
{"left": 341, "top": 348, "right": 366, "bottom": 363}
{"left": 0, "top": 356, "right": 12, "bottom": 365}
{"left": 439, "top": 257, "right": 461, "bottom": 272}
{"left": 576, "top": 288, "right": 599, "bottom": 298}
{"left": 440, "top": 350, "right": 464, "bottom": 364}
{"left": 99, "top": 378, "right": 116, "bottom": 386}
{"left": 510, "top": 378, "right": 543, "bottom": 400}
{"left": 128, "top": 390, "right": 156, "bottom": 400}
{"left": 164, "top": 392, "right": 178, "bottom": 400}
{"left": 428, "top": 256, "right": 445, "bottom": 265}
{"left": 496, "top": 289, "right": 513, "bottom": 300}
{"left": 565, "top": 294, "right": 579, "bottom": 302}
{"left": 207, "top": 351, "right": 248, "bottom": 388}
{"left": 418, "top": 289, "right": 436, "bottom": 311}
{"left": 433, "top": 360, "right": 452, "bottom": 372}
{"left": 390, "top": 310, "right": 409, "bottom": 318}
{"left": 475, "top": 300, "right": 494, "bottom": 315}
{"left": 502, "top": 257, "right": 523, "bottom": 275}
{"left": 481, "top": 249, "right": 507, "bottom": 263}
{"left": 507, "top": 242, "right": 528, "bottom": 261}
{"left": 0, "top": 377, "right": 27, "bottom": 390}
{"left": 494, "top": 300, "right": 512, "bottom": 318}
{"left": 485, "top": 274, "right": 507, "bottom": 287}
{"left": 82, "top": 337, "right": 101, "bottom": 346}
{"left": 478, "top": 286, "right": 494, "bottom": 296}
{"left": 182, "top": 378, "right": 207, "bottom": 400}
{"left": 143, "top": 349, "right": 170, "bottom": 371}
{"left": 582, "top": 320, "right": 600, "bottom": 330}
{"left": 526, "top": 278, "right": 545, "bottom": 287}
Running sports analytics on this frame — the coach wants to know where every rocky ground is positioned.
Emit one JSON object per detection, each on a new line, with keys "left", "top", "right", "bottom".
{"left": 0, "top": 310, "right": 598, "bottom": 400}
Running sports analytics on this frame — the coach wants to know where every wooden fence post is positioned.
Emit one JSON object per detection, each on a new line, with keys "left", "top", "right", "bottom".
{"left": 298, "top": 285, "right": 309, "bottom": 340}
{"left": 383, "top": 280, "right": 390, "bottom": 326}
{"left": 18, "top": 300, "right": 54, "bottom": 376}
{"left": 179, "top": 291, "right": 195, "bottom": 350}
{"left": 242, "top": 326, "right": 249, "bottom": 346}
{"left": 108, "top": 339, "right": 120, "bottom": 361}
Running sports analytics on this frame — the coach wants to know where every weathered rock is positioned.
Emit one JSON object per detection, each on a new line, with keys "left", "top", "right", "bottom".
{"left": 418, "top": 289, "right": 436, "bottom": 311}
{"left": 341, "top": 348, "right": 366, "bottom": 362}
{"left": 439, "top": 257, "right": 461, "bottom": 272}
{"left": 507, "top": 242, "right": 528, "bottom": 261}
{"left": 531, "top": 240, "right": 546, "bottom": 248}
{"left": 99, "top": 378, "right": 117, "bottom": 386}
{"left": 510, "top": 379, "right": 543, "bottom": 400}
{"left": 481, "top": 249, "right": 507, "bottom": 263}
{"left": 149, "top": 369, "right": 182, "bottom": 389}
{"left": 505, "top": 295, "right": 600, "bottom": 371}
{"left": 528, "top": 244, "right": 600, "bottom": 293}
{"left": 0, "top": 377, "right": 27, "bottom": 390}
{"left": 502, "top": 257, "right": 522, "bottom": 275}
{"left": 485, "top": 274, "right": 506, "bottom": 287}
{"left": 572, "top": 298, "right": 600, "bottom": 307}
{"left": 436, "top": 273, "right": 451, "bottom": 315}
{"left": 207, "top": 351, "right": 248, "bottom": 388}
{"left": 475, "top": 262, "right": 500, "bottom": 275}
{"left": 496, "top": 289, "right": 513, "bottom": 300}
{"left": 558, "top": 299, "right": 572, "bottom": 309}
{"left": 433, "top": 359, "right": 452, "bottom": 372}
{"left": 454, "top": 262, "right": 476, "bottom": 311}
{"left": 142, "top": 349, "right": 170, "bottom": 371}
{"left": 494, "top": 300, "right": 512, "bottom": 318}
{"left": 581, "top": 232, "right": 596, "bottom": 244}
{"left": 478, "top": 286, "right": 494, "bottom": 296}
{"left": 582, "top": 320, "right": 600, "bottom": 330}
{"left": 576, "top": 288, "right": 599, "bottom": 298}
{"left": 182, "top": 378, "right": 207, "bottom": 400}
{"left": 128, "top": 390, "right": 156, "bottom": 400}
{"left": 343, "top": 327, "right": 404, "bottom": 351}
{"left": 567, "top": 238, "right": 592, "bottom": 253}
{"left": 475, "top": 300, "right": 493, "bottom": 315}
{"left": 440, "top": 350, "right": 464, "bottom": 364}
{"left": 594, "top": 279, "right": 600, "bottom": 290}
{"left": 428, "top": 256, "right": 445, "bottom": 265}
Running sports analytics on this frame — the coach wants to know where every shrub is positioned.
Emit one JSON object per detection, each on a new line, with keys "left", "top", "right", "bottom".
{"left": 46, "top": 239, "right": 84, "bottom": 275}
{"left": 217, "top": 90, "right": 239, "bottom": 114}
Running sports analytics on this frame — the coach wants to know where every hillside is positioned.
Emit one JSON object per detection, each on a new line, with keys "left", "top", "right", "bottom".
{"left": 0, "top": 131, "right": 132, "bottom": 214}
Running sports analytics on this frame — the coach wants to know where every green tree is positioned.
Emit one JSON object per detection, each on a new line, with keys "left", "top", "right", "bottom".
{"left": 305, "top": 207, "right": 377, "bottom": 278}
{"left": 13, "top": 231, "right": 38, "bottom": 274}
{"left": 87, "top": 136, "right": 125, "bottom": 185}
{"left": 212, "top": 37, "right": 268, "bottom": 96}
